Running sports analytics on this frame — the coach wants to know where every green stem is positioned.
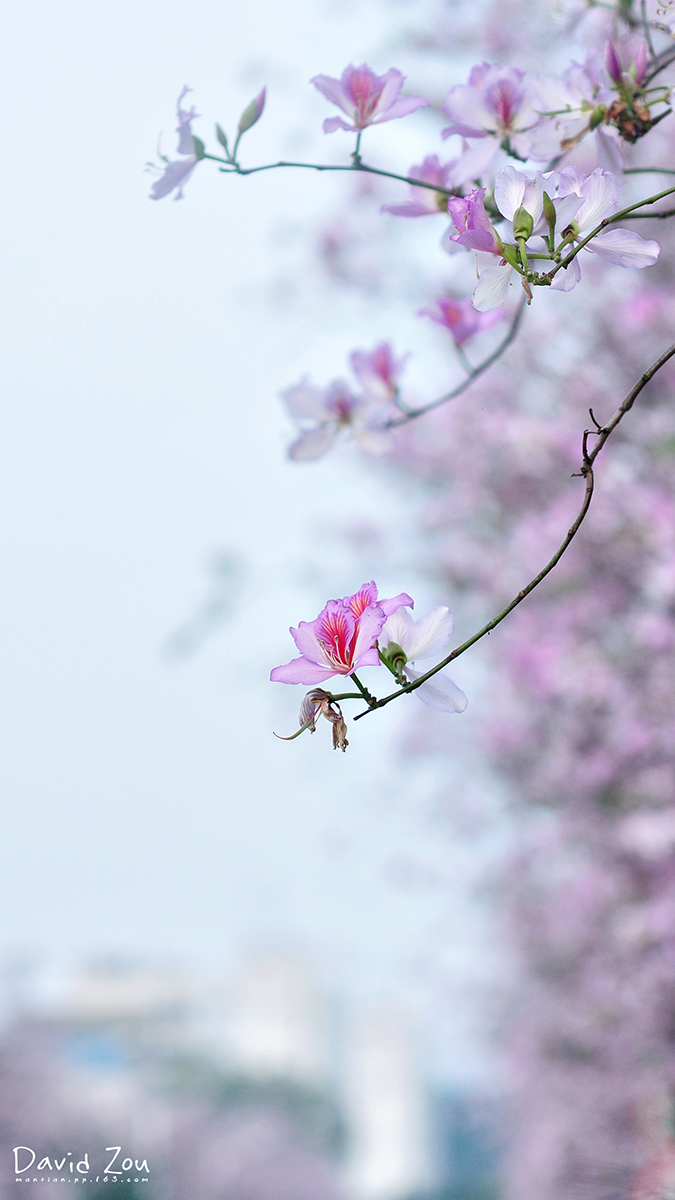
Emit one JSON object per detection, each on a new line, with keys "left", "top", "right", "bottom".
{"left": 213, "top": 156, "right": 458, "bottom": 196}
{"left": 350, "top": 672, "right": 377, "bottom": 707}
{"left": 547, "top": 183, "right": 675, "bottom": 282}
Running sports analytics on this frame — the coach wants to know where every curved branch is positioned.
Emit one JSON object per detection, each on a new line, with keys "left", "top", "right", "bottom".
{"left": 206, "top": 154, "right": 457, "bottom": 197}
{"left": 354, "top": 341, "right": 675, "bottom": 720}
{"left": 386, "top": 298, "right": 528, "bottom": 427}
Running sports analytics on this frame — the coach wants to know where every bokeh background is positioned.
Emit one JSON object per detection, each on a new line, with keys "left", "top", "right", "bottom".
{"left": 4, "top": 0, "right": 675, "bottom": 1197}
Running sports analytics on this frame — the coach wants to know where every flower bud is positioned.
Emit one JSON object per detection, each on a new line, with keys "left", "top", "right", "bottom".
{"left": 542, "top": 191, "right": 556, "bottom": 237}
{"left": 237, "top": 87, "right": 266, "bottom": 135}
{"left": 501, "top": 243, "right": 522, "bottom": 270}
{"left": 589, "top": 104, "right": 606, "bottom": 130}
{"left": 512, "top": 206, "right": 534, "bottom": 241}
{"left": 215, "top": 123, "right": 229, "bottom": 153}
{"left": 605, "top": 40, "right": 622, "bottom": 84}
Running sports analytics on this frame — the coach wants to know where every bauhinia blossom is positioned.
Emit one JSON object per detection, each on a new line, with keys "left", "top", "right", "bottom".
{"left": 282, "top": 342, "right": 408, "bottom": 460}
{"left": 441, "top": 64, "right": 541, "bottom": 175}
{"left": 270, "top": 582, "right": 414, "bottom": 685}
{"left": 450, "top": 167, "right": 660, "bottom": 312}
{"left": 381, "top": 156, "right": 457, "bottom": 218}
{"left": 379, "top": 606, "right": 468, "bottom": 713}
{"left": 349, "top": 342, "right": 408, "bottom": 400}
{"left": 150, "top": 86, "right": 200, "bottom": 201}
{"left": 419, "top": 296, "right": 504, "bottom": 345}
{"left": 311, "top": 64, "right": 428, "bottom": 134}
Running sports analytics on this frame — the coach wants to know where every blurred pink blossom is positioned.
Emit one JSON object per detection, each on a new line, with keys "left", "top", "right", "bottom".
{"left": 150, "top": 86, "right": 200, "bottom": 201}
{"left": 419, "top": 296, "right": 504, "bottom": 345}
{"left": 381, "top": 155, "right": 456, "bottom": 217}
{"left": 311, "top": 64, "right": 428, "bottom": 134}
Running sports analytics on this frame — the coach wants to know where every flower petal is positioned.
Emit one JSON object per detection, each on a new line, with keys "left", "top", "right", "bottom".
{"left": 323, "top": 115, "right": 356, "bottom": 133}
{"left": 288, "top": 427, "right": 337, "bottom": 461}
{"left": 407, "top": 607, "right": 454, "bottom": 660}
{"left": 405, "top": 667, "right": 468, "bottom": 713}
{"left": 472, "top": 264, "right": 514, "bottom": 311}
{"left": 587, "top": 228, "right": 660, "bottom": 269}
{"left": 270, "top": 656, "right": 338, "bottom": 685}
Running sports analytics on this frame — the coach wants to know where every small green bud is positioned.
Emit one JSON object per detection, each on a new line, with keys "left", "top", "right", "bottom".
{"left": 192, "top": 136, "right": 206, "bottom": 160}
{"left": 215, "top": 124, "right": 229, "bottom": 153}
{"left": 589, "top": 104, "right": 606, "bottom": 130}
{"left": 237, "top": 88, "right": 266, "bottom": 135}
{"left": 543, "top": 191, "right": 556, "bottom": 235}
{"left": 512, "top": 206, "right": 534, "bottom": 241}
{"left": 501, "top": 243, "right": 521, "bottom": 270}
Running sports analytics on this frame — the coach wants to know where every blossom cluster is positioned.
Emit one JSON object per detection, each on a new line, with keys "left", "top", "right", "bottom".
{"left": 271, "top": 581, "right": 467, "bottom": 746}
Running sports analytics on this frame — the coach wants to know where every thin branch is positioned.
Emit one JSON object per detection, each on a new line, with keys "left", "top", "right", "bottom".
{"left": 618, "top": 207, "right": 675, "bottom": 218}
{"left": 211, "top": 155, "right": 457, "bottom": 197}
{"left": 386, "top": 298, "right": 528, "bottom": 427}
{"left": 641, "top": 0, "right": 656, "bottom": 56}
{"left": 547, "top": 183, "right": 675, "bottom": 281}
{"left": 623, "top": 167, "right": 675, "bottom": 175}
{"left": 354, "top": 341, "right": 675, "bottom": 720}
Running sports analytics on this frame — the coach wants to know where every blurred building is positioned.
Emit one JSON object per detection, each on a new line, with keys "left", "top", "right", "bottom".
{"left": 343, "top": 1007, "right": 433, "bottom": 1200}
{"left": 0, "top": 951, "right": 504, "bottom": 1200}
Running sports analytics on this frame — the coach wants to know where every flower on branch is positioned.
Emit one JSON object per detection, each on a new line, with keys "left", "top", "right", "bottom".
{"left": 349, "top": 342, "right": 409, "bottom": 399}
{"left": 150, "top": 86, "right": 200, "bottom": 201}
{"left": 282, "top": 342, "right": 408, "bottom": 460}
{"left": 441, "top": 63, "right": 541, "bottom": 171}
{"left": 451, "top": 167, "right": 660, "bottom": 312}
{"left": 380, "top": 606, "right": 468, "bottom": 713}
{"left": 418, "top": 296, "right": 504, "bottom": 346}
{"left": 311, "top": 64, "right": 428, "bottom": 134}
{"left": 381, "top": 155, "right": 458, "bottom": 217}
{"left": 270, "top": 582, "right": 413, "bottom": 686}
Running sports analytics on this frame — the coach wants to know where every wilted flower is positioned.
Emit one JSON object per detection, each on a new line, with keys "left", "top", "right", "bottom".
{"left": 311, "top": 64, "right": 428, "bottom": 134}
{"left": 150, "top": 86, "right": 200, "bottom": 201}
{"left": 271, "top": 582, "right": 413, "bottom": 685}
{"left": 379, "top": 606, "right": 468, "bottom": 713}
{"left": 299, "top": 690, "right": 349, "bottom": 751}
{"left": 419, "top": 296, "right": 504, "bottom": 345}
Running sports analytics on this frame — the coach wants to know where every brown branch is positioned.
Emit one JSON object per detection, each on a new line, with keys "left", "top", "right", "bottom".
{"left": 354, "top": 341, "right": 675, "bottom": 720}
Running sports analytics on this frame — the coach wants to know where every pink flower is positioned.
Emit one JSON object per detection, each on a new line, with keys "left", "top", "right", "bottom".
{"left": 419, "top": 296, "right": 504, "bottom": 346}
{"left": 282, "top": 343, "right": 409, "bottom": 460}
{"left": 311, "top": 64, "right": 428, "bottom": 134}
{"left": 349, "top": 342, "right": 408, "bottom": 399}
{"left": 150, "top": 86, "right": 200, "bottom": 201}
{"left": 441, "top": 63, "right": 540, "bottom": 162}
{"left": 282, "top": 378, "right": 392, "bottom": 461}
{"left": 445, "top": 189, "right": 501, "bottom": 254}
{"left": 381, "top": 156, "right": 456, "bottom": 218}
{"left": 270, "top": 582, "right": 414, "bottom": 685}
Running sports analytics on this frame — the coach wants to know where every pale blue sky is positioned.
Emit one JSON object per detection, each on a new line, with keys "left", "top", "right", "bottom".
{"left": 0, "top": 0, "right": 507, "bottom": 1083}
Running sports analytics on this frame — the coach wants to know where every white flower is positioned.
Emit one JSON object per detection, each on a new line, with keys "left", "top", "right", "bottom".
{"left": 380, "top": 607, "right": 468, "bottom": 714}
